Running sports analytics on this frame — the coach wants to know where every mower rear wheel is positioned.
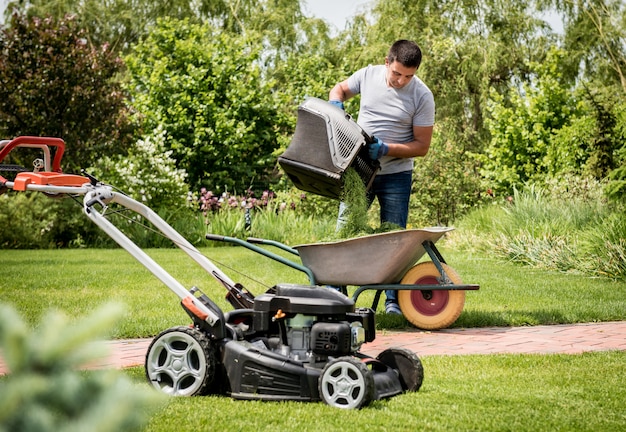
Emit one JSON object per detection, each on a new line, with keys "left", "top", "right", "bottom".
{"left": 319, "top": 357, "right": 375, "bottom": 409}
{"left": 377, "top": 347, "right": 424, "bottom": 392}
{"left": 398, "top": 262, "right": 465, "bottom": 330}
{"left": 145, "top": 326, "right": 216, "bottom": 396}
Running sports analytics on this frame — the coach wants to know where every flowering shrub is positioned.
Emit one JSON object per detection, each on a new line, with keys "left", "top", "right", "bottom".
{"left": 91, "top": 126, "right": 189, "bottom": 210}
{"left": 199, "top": 189, "right": 279, "bottom": 214}
{"left": 196, "top": 187, "right": 338, "bottom": 244}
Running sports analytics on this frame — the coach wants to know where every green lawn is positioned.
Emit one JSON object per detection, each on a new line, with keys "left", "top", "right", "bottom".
{"left": 2, "top": 245, "right": 625, "bottom": 430}
{"left": 128, "top": 351, "right": 626, "bottom": 432}
{"left": 1, "top": 246, "right": 624, "bottom": 337}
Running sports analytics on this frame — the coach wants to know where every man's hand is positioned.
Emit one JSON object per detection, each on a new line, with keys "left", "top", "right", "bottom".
{"left": 329, "top": 100, "right": 344, "bottom": 110}
{"left": 368, "top": 137, "right": 389, "bottom": 160}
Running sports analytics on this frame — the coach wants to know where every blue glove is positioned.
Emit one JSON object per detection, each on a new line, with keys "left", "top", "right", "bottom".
{"left": 329, "top": 100, "right": 344, "bottom": 110}
{"left": 368, "top": 137, "right": 389, "bottom": 160}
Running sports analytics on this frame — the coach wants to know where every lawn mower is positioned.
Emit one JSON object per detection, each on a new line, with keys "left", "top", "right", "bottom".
{"left": 1, "top": 136, "right": 424, "bottom": 409}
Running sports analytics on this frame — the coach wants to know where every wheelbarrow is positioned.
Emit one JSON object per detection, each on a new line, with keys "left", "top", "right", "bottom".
{"left": 207, "top": 228, "right": 479, "bottom": 330}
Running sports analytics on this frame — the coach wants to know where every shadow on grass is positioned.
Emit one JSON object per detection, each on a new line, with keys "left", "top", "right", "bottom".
{"left": 375, "top": 309, "right": 569, "bottom": 330}
{"left": 455, "top": 309, "right": 569, "bottom": 328}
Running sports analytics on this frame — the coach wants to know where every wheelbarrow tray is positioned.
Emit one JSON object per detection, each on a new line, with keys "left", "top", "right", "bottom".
{"left": 294, "top": 227, "right": 454, "bottom": 286}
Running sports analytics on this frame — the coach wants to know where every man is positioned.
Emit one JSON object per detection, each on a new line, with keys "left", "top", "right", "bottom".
{"left": 328, "top": 39, "right": 435, "bottom": 315}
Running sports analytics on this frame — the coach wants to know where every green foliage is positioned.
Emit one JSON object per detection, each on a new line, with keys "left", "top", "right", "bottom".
{"left": 125, "top": 18, "right": 287, "bottom": 193}
{"left": 199, "top": 188, "right": 336, "bottom": 245}
{"left": 8, "top": 0, "right": 217, "bottom": 52}
{"left": 0, "top": 302, "right": 163, "bottom": 432}
{"left": 411, "top": 124, "right": 485, "bottom": 226}
{"left": 482, "top": 48, "right": 578, "bottom": 194}
{"left": 90, "top": 126, "right": 190, "bottom": 210}
{"left": 603, "top": 97, "right": 626, "bottom": 201}
{"left": 449, "top": 178, "right": 626, "bottom": 280}
{"left": 0, "top": 14, "right": 134, "bottom": 172}
{"left": 553, "top": 0, "right": 626, "bottom": 91}
{"left": 579, "top": 211, "right": 626, "bottom": 279}
{"left": 0, "top": 192, "right": 101, "bottom": 248}
{"left": 579, "top": 86, "right": 621, "bottom": 179}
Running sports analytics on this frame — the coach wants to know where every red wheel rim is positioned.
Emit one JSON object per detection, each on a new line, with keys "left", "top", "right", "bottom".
{"left": 409, "top": 275, "right": 449, "bottom": 316}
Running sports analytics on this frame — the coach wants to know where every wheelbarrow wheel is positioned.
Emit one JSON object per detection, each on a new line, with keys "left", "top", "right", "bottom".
{"left": 398, "top": 262, "right": 465, "bottom": 330}
{"left": 145, "top": 326, "right": 216, "bottom": 396}
{"left": 318, "top": 357, "right": 375, "bottom": 409}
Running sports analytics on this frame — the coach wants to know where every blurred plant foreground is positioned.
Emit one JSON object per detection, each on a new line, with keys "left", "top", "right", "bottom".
{"left": 0, "top": 0, "right": 625, "bottom": 279}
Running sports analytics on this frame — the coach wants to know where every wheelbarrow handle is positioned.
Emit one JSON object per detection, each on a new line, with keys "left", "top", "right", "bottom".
{"left": 246, "top": 237, "right": 300, "bottom": 256}
{"left": 205, "top": 234, "right": 316, "bottom": 284}
{"left": 206, "top": 234, "right": 226, "bottom": 242}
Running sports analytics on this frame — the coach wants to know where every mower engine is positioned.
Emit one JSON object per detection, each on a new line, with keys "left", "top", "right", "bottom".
{"left": 266, "top": 310, "right": 372, "bottom": 361}
{"left": 247, "top": 284, "right": 375, "bottom": 364}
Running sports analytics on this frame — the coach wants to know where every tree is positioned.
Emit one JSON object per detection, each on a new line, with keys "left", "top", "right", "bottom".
{"left": 0, "top": 14, "right": 134, "bottom": 172}
{"left": 125, "top": 18, "right": 288, "bottom": 193}
{"left": 481, "top": 48, "right": 579, "bottom": 193}
{"left": 541, "top": 0, "right": 626, "bottom": 92}
{"left": 6, "top": 0, "right": 331, "bottom": 59}
{"left": 7, "top": 0, "right": 219, "bottom": 52}
{"left": 481, "top": 46, "right": 626, "bottom": 196}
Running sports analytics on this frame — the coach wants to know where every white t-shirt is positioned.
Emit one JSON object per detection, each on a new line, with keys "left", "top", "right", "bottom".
{"left": 347, "top": 64, "right": 435, "bottom": 174}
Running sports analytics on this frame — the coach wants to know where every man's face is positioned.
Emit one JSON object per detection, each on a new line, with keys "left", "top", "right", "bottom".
{"left": 385, "top": 58, "right": 418, "bottom": 89}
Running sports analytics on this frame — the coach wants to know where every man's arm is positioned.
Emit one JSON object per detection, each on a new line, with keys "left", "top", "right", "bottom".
{"left": 329, "top": 80, "right": 355, "bottom": 102}
{"left": 385, "top": 125, "right": 433, "bottom": 158}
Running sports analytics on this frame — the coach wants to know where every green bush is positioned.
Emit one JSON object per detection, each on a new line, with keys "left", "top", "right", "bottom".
{"left": 0, "top": 192, "right": 101, "bottom": 248}
{"left": 449, "top": 178, "right": 626, "bottom": 280}
{"left": 124, "top": 17, "right": 288, "bottom": 193}
{"left": 90, "top": 126, "right": 190, "bottom": 211}
{"left": 0, "top": 302, "right": 163, "bottom": 432}
{"left": 0, "top": 14, "right": 134, "bottom": 172}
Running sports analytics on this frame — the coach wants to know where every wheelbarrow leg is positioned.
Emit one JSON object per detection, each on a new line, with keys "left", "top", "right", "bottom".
{"left": 422, "top": 241, "right": 452, "bottom": 284}
{"left": 371, "top": 290, "right": 383, "bottom": 311}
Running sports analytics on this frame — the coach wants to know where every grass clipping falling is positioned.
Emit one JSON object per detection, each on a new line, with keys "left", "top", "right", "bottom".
{"left": 336, "top": 168, "right": 400, "bottom": 239}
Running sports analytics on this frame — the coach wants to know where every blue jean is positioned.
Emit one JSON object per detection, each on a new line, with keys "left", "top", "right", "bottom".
{"left": 337, "top": 170, "right": 413, "bottom": 304}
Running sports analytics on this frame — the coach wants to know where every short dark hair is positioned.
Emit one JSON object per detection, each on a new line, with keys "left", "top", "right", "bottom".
{"left": 387, "top": 40, "right": 422, "bottom": 69}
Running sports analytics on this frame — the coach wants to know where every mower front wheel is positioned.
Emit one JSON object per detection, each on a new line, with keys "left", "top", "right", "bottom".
{"left": 145, "top": 326, "right": 216, "bottom": 396}
{"left": 318, "top": 357, "right": 375, "bottom": 409}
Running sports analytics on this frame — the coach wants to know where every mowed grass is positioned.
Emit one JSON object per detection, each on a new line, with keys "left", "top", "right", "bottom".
{"left": 1, "top": 244, "right": 625, "bottom": 337}
{"left": 2, "top": 245, "right": 625, "bottom": 431}
{"left": 124, "top": 351, "right": 626, "bottom": 432}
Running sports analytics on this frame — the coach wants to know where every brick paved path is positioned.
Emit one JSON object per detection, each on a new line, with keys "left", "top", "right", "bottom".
{"left": 1, "top": 321, "right": 625, "bottom": 374}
